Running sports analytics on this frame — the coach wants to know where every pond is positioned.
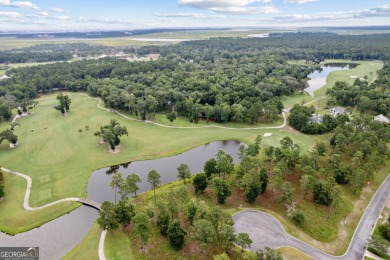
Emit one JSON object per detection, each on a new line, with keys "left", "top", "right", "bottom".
{"left": 87, "top": 140, "right": 242, "bottom": 203}
{"left": 0, "top": 207, "right": 98, "bottom": 260}
{"left": 305, "top": 63, "right": 357, "bottom": 97}
{"left": 0, "top": 140, "right": 242, "bottom": 259}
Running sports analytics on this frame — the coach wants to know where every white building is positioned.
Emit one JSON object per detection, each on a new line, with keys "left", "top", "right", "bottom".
{"left": 374, "top": 114, "right": 389, "bottom": 123}
{"left": 0, "top": 75, "right": 10, "bottom": 81}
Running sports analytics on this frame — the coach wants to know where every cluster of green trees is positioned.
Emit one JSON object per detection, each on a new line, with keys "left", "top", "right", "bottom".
{"left": 327, "top": 65, "right": 390, "bottom": 117}
{"left": 2, "top": 54, "right": 291, "bottom": 123}
{"left": 135, "top": 33, "right": 390, "bottom": 62}
{"left": 379, "top": 216, "right": 390, "bottom": 242}
{"left": 369, "top": 216, "right": 390, "bottom": 260}
{"left": 0, "top": 123, "right": 19, "bottom": 146}
{"left": 99, "top": 169, "right": 253, "bottom": 255}
{"left": 0, "top": 43, "right": 111, "bottom": 63}
{"left": 288, "top": 104, "right": 349, "bottom": 134}
{"left": 97, "top": 120, "right": 389, "bottom": 257}
{"left": 53, "top": 93, "right": 71, "bottom": 115}
{"left": 94, "top": 119, "right": 128, "bottom": 151}
{"left": 1, "top": 33, "right": 389, "bottom": 125}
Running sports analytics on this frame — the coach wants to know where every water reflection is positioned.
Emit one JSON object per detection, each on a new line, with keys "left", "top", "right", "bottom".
{"left": 305, "top": 63, "right": 357, "bottom": 97}
{"left": 0, "top": 207, "right": 98, "bottom": 260}
{"left": 87, "top": 140, "right": 242, "bottom": 203}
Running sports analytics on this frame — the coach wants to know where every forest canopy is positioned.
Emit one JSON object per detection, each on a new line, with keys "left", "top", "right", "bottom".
{"left": 0, "top": 32, "right": 389, "bottom": 124}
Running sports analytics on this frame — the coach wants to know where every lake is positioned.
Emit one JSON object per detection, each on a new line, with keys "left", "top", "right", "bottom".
{"left": 0, "top": 140, "right": 242, "bottom": 259}
{"left": 305, "top": 63, "right": 357, "bottom": 97}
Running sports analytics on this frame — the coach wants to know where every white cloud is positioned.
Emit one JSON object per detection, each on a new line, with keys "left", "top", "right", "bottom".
{"left": 273, "top": 5, "right": 390, "bottom": 23}
{"left": 275, "top": 14, "right": 340, "bottom": 21}
{"left": 52, "top": 15, "right": 70, "bottom": 20}
{"left": 179, "top": 0, "right": 272, "bottom": 8}
{"left": 352, "top": 4, "right": 390, "bottom": 18}
{"left": 76, "top": 17, "right": 135, "bottom": 25}
{"left": 283, "top": 0, "right": 318, "bottom": 4}
{"left": 209, "top": 6, "right": 278, "bottom": 14}
{"left": 178, "top": 0, "right": 278, "bottom": 14}
{"left": 0, "top": 0, "right": 39, "bottom": 9}
{"left": 37, "top": 12, "right": 49, "bottom": 17}
{"left": 160, "top": 18, "right": 176, "bottom": 23}
{"left": 27, "top": 12, "right": 70, "bottom": 21}
{"left": 51, "top": 7, "right": 65, "bottom": 13}
{"left": 155, "top": 12, "right": 225, "bottom": 19}
{"left": 0, "top": 11, "right": 20, "bottom": 18}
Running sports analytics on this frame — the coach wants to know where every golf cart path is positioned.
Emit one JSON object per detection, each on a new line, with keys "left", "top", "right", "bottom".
{"left": 233, "top": 175, "right": 390, "bottom": 260}
{"left": 1, "top": 166, "right": 106, "bottom": 259}
{"left": 39, "top": 93, "right": 287, "bottom": 130}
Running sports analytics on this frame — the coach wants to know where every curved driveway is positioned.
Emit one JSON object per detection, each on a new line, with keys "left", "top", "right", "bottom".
{"left": 233, "top": 175, "right": 390, "bottom": 260}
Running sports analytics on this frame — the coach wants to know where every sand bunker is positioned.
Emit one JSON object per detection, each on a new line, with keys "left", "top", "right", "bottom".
{"left": 263, "top": 133, "right": 272, "bottom": 137}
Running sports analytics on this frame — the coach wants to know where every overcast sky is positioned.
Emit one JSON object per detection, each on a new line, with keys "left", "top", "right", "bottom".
{"left": 0, "top": 0, "right": 389, "bottom": 31}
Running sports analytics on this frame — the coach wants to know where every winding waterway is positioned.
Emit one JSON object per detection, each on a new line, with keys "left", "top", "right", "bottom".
{"left": 0, "top": 140, "right": 242, "bottom": 259}
{"left": 305, "top": 63, "right": 357, "bottom": 97}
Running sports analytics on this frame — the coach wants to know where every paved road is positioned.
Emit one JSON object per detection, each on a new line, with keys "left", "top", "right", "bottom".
{"left": 233, "top": 175, "right": 390, "bottom": 260}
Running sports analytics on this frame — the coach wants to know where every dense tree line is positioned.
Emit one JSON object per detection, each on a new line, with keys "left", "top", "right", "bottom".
{"left": 327, "top": 65, "right": 390, "bottom": 116}
{"left": 2, "top": 54, "right": 299, "bottom": 123}
{"left": 288, "top": 104, "right": 349, "bottom": 134}
{"left": 136, "top": 32, "right": 390, "bottom": 62}
{"left": 95, "top": 121, "right": 389, "bottom": 257}
{"left": 0, "top": 43, "right": 111, "bottom": 63}
{"left": 1, "top": 33, "right": 389, "bottom": 125}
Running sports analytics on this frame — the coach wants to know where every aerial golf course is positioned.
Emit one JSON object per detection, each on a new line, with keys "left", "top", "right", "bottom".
{"left": 0, "top": 59, "right": 388, "bottom": 260}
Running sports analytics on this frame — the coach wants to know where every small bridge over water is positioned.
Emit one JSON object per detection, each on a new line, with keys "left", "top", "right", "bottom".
{"left": 78, "top": 198, "right": 101, "bottom": 210}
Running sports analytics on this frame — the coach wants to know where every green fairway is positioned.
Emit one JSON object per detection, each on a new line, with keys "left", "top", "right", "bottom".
{"left": 314, "top": 60, "right": 383, "bottom": 96}
{"left": 0, "top": 173, "right": 78, "bottom": 234}
{"left": 0, "top": 93, "right": 315, "bottom": 233}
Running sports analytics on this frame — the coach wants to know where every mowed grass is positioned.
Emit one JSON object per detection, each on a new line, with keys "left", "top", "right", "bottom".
{"left": 0, "top": 93, "right": 315, "bottom": 233}
{"left": 0, "top": 173, "right": 79, "bottom": 234}
{"left": 62, "top": 223, "right": 101, "bottom": 260}
{"left": 314, "top": 60, "right": 383, "bottom": 96}
{"left": 151, "top": 112, "right": 284, "bottom": 128}
{"left": 104, "top": 229, "right": 135, "bottom": 260}
{"left": 278, "top": 247, "right": 313, "bottom": 260}
{"left": 282, "top": 93, "right": 316, "bottom": 109}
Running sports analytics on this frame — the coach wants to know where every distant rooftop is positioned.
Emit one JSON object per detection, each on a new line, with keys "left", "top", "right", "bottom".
{"left": 374, "top": 114, "right": 389, "bottom": 123}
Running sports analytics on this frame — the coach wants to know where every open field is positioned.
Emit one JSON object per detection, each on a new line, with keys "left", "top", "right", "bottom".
{"left": 0, "top": 61, "right": 57, "bottom": 77}
{"left": 126, "top": 29, "right": 291, "bottom": 40}
{"left": 0, "top": 29, "right": 294, "bottom": 50}
{"left": 0, "top": 93, "right": 315, "bottom": 233}
{"left": 0, "top": 37, "right": 165, "bottom": 50}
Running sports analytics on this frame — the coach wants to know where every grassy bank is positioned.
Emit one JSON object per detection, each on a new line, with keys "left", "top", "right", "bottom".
{"left": 62, "top": 223, "right": 101, "bottom": 260}
{"left": 314, "top": 60, "right": 383, "bottom": 96}
{"left": 67, "top": 158, "right": 389, "bottom": 259}
{"left": 0, "top": 93, "right": 314, "bottom": 234}
{"left": 0, "top": 173, "right": 79, "bottom": 235}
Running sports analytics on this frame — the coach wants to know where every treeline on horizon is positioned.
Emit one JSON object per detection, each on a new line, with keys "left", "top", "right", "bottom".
{"left": 0, "top": 32, "right": 390, "bottom": 125}
{"left": 138, "top": 32, "right": 390, "bottom": 61}
{"left": 0, "top": 43, "right": 113, "bottom": 63}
